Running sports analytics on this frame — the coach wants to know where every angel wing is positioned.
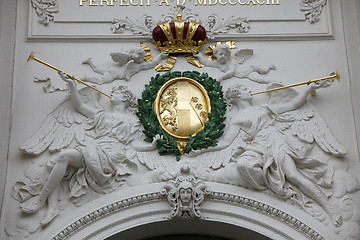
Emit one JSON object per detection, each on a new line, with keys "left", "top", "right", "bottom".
{"left": 136, "top": 150, "right": 178, "bottom": 179}
{"left": 191, "top": 148, "right": 232, "bottom": 170}
{"left": 268, "top": 86, "right": 346, "bottom": 156}
{"left": 234, "top": 49, "right": 253, "bottom": 64}
{"left": 110, "top": 51, "right": 129, "bottom": 65}
{"left": 19, "top": 88, "right": 103, "bottom": 155}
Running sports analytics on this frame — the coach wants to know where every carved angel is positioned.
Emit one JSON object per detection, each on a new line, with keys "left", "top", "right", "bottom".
{"left": 82, "top": 47, "right": 168, "bottom": 83}
{"left": 15, "top": 72, "right": 158, "bottom": 226}
{"left": 195, "top": 44, "right": 276, "bottom": 83}
{"left": 189, "top": 79, "right": 349, "bottom": 227}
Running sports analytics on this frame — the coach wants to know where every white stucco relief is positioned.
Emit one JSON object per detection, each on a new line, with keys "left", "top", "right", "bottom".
{"left": 161, "top": 166, "right": 211, "bottom": 219}
{"left": 6, "top": 0, "right": 360, "bottom": 236}
{"left": 30, "top": 0, "right": 59, "bottom": 25}
{"left": 28, "top": 2, "right": 333, "bottom": 40}
{"left": 4, "top": 36, "right": 360, "bottom": 240}
{"left": 300, "top": 0, "right": 328, "bottom": 23}
{"left": 188, "top": 79, "right": 360, "bottom": 227}
{"left": 30, "top": 1, "right": 328, "bottom": 32}
{"left": 9, "top": 72, "right": 159, "bottom": 234}
{"left": 111, "top": 6, "right": 250, "bottom": 39}
{"left": 34, "top": 76, "right": 68, "bottom": 93}
{"left": 195, "top": 44, "right": 276, "bottom": 83}
{"left": 82, "top": 47, "right": 168, "bottom": 83}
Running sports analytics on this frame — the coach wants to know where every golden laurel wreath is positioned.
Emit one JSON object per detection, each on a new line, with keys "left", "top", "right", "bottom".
{"left": 137, "top": 71, "right": 227, "bottom": 160}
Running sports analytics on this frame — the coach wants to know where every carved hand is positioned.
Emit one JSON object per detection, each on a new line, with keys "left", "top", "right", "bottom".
{"left": 160, "top": 52, "right": 169, "bottom": 59}
{"left": 186, "top": 149, "right": 203, "bottom": 157}
{"left": 58, "top": 72, "right": 75, "bottom": 85}
{"left": 193, "top": 52, "right": 204, "bottom": 61}
{"left": 269, "top": 64, "right": 276, "bottom": 70}
{"left": 310, "top": 78, "right": 334, "bottom": 89}
{"left": 152, "top": 134, "right": 162, "bottom": 147}
{"left": 309, "top": 78, "right": 334, "bottom": 95}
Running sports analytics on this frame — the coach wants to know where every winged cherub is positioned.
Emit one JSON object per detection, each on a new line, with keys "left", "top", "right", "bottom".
{"left": 15, "top": 72, "right": 158, "bottom": 226}
{"left": 189, "top": 79, "right": 347, "bottom": 227}
{"left": 82, "top": 47, "right": 168, "bottom": 83}
{"left": 195, "top": 44, "right": 276, "bottom": 83}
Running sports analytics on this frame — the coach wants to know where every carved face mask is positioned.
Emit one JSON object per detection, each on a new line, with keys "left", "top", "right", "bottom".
{"left": 179, "top": 188, "right": 192, "bottom": 205}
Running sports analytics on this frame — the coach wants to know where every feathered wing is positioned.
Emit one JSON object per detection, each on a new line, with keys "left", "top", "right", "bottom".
{"left": 110, "top": 51, "right": 129, "bottom": 65}
{"left": 281, "top": 103, "right": 346, "bottom": 156}
{"left": 268, "top": 87, "right": 346, "bottom": 157}
{"left": 136, "top": 151, "right": 178, "bottom": 178}
{"left": 234, "top": 49, "right": 253, "bottom": 64}
{"left": 193, "top": 147, "right": 233, "bottom": 170}
{"left": 19, "top": 88, "right": 103, "bottom": 155}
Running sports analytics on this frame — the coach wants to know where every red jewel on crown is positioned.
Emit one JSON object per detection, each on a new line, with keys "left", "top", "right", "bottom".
{"left": 152, "top": 6, "right": 207, "bottom": 54}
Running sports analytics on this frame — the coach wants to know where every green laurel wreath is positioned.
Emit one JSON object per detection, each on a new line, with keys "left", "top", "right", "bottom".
{"left": 136, "top": 71, "right": 226, "bottom": 160}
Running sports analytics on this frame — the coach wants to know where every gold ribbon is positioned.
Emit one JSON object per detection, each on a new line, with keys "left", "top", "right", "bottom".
{"left": 140, "top": 42, "right": 153, "bottom": 62}
{"left": 185, "top": 54, "right": 204, "bottom": 68}
{"left": 155, "top": 55, "right": 177, "bottom": 71}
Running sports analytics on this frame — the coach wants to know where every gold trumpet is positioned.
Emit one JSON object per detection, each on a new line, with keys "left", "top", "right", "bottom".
{"left": 251, "top": 71, "right": 340, "bottom": 96}
{"left": 27, "top": 51, "right": 112, "bottom": 99}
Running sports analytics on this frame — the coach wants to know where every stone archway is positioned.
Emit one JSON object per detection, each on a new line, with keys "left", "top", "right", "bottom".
{"left": 43, "top": 182, "right": 334, "bottom": 240}
{"left": 104, "top": 220, "right": 271, "bottom": 240}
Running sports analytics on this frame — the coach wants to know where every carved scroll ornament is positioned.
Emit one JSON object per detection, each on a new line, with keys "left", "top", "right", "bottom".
{"left": 30, "top": 0, "right": 59, "bottom": 25}
{"left": 111, "top": 6, "right": 250, "bottom": 39}
{"left": 300, "top": 0, "right": 327, "bottom": 23}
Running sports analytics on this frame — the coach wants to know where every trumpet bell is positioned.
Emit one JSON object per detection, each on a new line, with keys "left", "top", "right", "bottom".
{"left": 27, "top": 51, "right": 35, "bottom": 62}
{"left": 334, "top": 70, "right": 340, "bottom": 81}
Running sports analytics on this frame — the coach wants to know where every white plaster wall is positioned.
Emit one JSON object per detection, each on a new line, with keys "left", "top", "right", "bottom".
{"left": 0, "top": 0, "right": 16, "bottom": 215}
{"left": 1, "top": 0, "right": 360, "bottom": 239}
{"left": 342, "top": 0, "right": 360, "bottom": 159}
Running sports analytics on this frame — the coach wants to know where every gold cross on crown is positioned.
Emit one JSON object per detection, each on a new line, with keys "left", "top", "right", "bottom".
{"left": 176, "top": 5, "right": 185, "bottom": 20}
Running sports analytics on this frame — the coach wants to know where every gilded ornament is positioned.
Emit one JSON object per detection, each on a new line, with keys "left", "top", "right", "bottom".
{"left": 154, "top": 77, "right": 211, "bottom": 153}
{"left": 137, "top": 71, "right": 226, "bottom": 159}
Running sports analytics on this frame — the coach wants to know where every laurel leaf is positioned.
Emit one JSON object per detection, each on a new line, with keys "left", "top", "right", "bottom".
{"left": 137, "top": 71, "right": 226, "bottom": 159}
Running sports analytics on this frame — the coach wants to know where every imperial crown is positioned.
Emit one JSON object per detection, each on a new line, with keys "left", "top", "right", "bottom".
{"left": 152, "top": 8, "right": 207, "bottom": 54}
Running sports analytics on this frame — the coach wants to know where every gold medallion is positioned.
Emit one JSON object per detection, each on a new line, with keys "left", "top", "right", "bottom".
{"left": 154, "top": 77, "right": 211, "bottom": 154}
